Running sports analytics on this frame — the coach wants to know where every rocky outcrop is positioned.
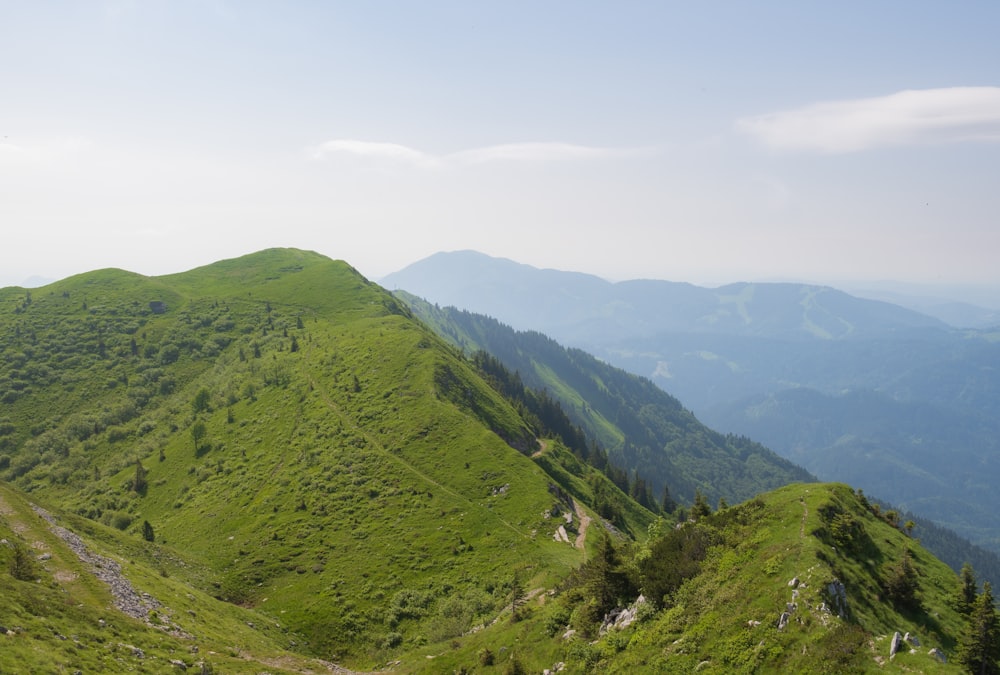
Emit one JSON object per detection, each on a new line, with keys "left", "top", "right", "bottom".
{"left": 600, "top": 596, "right": 647, "bottom": 634}
{"left": 890, "top": 631, "right": 903, "bottom": 657}
{"left": 824, "top": 578, "right": 848, "bottom": 618}
{"left": 889, "top": 631, "right": 932, "bottom": 659}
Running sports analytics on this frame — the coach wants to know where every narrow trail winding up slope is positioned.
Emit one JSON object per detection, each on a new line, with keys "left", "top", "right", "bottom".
{"left": 572, "top": 498, "right": 592, "bottom": 550}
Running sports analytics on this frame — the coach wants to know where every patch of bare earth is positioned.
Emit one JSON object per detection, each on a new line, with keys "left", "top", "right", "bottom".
{"left": 573, "top": 499, "right": 591, "bottom": 549}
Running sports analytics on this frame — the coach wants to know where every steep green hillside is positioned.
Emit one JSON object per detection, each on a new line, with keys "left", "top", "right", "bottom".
{"left": 584, "top": 482, "right": 970, "bottom": 673}
{"left": 1, "top": 248, "right": 650, "bottom": 669}
{"left": 396, "top": 296, "right": 813, "bottom": 507}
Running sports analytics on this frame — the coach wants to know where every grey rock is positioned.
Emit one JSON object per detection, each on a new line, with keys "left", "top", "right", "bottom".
{"left": 825, "top": 579, "right": 848, "bottom": 618}
{"left": 890, "top": 631, "right": 903, "bottom": 657}
{"left": 929, "top": 648, "right": 947, "bottom": 663}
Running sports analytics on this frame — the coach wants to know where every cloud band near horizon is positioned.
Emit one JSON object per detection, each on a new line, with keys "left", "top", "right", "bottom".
{"left": 308, "top": 140, "right": 652, "bottom": 167}
{"left": 737, "top": 86, "right": 1000, "bottom": 153}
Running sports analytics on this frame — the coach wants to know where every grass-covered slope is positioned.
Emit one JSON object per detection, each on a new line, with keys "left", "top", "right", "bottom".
{"left": 0, "top": 481, "right": 332, "bottom": 673}
{"left": 1, "top": 248, "right": 646, "bottom": 669}
{"left": 575, "top": 483, "right": 969, "bottom": 673}
{"left": 396, "top": 296, "right": 813, "bottom": 507}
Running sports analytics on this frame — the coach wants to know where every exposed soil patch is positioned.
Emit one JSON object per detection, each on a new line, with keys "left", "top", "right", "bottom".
{"left": 573, "top": 499, "right": 591, "bottom": 550}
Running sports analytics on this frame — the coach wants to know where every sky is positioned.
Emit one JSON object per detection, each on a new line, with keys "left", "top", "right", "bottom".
{"left": 3, "top": 1, "right": 1000, "bottom": 299}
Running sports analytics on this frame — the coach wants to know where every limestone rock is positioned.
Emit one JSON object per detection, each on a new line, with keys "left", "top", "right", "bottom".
{"left": 890, "top": 631, "right": 903, "bottom": 657}
{"left": 825, "top": 579, "right": 848, "bottom": 618}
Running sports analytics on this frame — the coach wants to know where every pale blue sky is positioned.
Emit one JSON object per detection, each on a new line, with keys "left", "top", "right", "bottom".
{"left": 2, "top": 1, "right": 999, "bottom": 292}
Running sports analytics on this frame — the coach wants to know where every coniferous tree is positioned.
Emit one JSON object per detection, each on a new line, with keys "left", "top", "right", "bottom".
{"left": 691, "top": 489, "right": 712, "bottom": 520}
{"left": 884, "top": 547, "right": 920, "bottom": 611}
{"left": 193, "top": 387, "right": 211, "bottom": 414}
{"left": 191, "top": 421, "right": 207, "bottom": 453}
{"left": 960, "top": 563, "right": 980, "bottom": 615}
{"left": 132, "top": 459, "right": 148, "bottom": 494}
{"left": 509, "top": 569, "right": 525, "bottom": 622}
{"left": 661, "top": 484, "right": 677, "bottom": 514}
{"left": 957, "top": 581, "right": 1000, "bottom": 675}
{"left": 8, "top": 541, "right": 36, "bottom": 581}
{"left": 569, "top": 531, "right": 635, "bottom": 633}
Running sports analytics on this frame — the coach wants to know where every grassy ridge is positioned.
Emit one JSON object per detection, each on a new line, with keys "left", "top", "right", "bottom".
{"left": 1, "top": 249, "right": 649, "bottom": 669}
{"left": 586, "top": 483, "right": 965, "bottom": 673}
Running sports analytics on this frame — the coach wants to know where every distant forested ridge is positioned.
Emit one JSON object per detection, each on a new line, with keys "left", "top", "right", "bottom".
{"left": 399, "top": 296, "right": 814, "bottom": 508}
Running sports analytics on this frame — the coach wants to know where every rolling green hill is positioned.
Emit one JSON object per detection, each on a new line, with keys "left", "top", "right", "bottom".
{"left": 0, "top": 249, "right": 991, "bottom": 673}
{"left": 1, "top": 248, "right": 659, "bottom": 671}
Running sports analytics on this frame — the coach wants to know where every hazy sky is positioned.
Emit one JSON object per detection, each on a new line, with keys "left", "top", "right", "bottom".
{"left": 3, "top": 1, "right": 1000, "bottom": 291}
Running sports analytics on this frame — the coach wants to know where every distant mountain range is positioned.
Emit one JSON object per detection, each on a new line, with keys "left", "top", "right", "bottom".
{"left": 842, "top": 282, "right": 1000, "bottom": 329}
{"left": 383, "top": 250, "right": 1000, "bottom": 551}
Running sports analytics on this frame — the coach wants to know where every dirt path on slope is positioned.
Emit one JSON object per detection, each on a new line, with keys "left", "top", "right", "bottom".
{"left": 800, "top": 495, "right": 808, "bottom": 539}
{"left": 307, "top": 373, "right": 527, "bottom": 538}
{"left": 572, "top": 499, "right": 592, "bottom": 550}
{"left": 531, "top": 439, "right": 549, "bottom": 458}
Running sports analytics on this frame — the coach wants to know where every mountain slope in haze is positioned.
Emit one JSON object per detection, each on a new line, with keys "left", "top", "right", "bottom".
{"left": 0, "top": 248, "right": 655, "bottom": 670}
{"left": 843, "top": 283, "right": 1000, "bottom": 329}
{"left": 382, "top": 250, "right": 1000, "bottom": 551}
{"left": 398, "top": 295, "right": 813, "bottom": 508}
{"left": 380, "top": 250, "right": 947, "bottom": 343}
{"left": 707, "top": 387, "right": 1000, "bottom": 546}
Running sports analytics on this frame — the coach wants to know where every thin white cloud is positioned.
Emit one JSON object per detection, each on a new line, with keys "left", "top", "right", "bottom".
{"left": 449, "top": 142, "right": 638, "bottom": 164}
{"left": 309, "top": 140, "right": 439, "bottom": 168}
{"left": 737, "top": 86, "right": 1000, "bottom": 153}
{"left": 308, "top": 139, "right": 649, "bottom": 168}
{"left": 0, "top": 137, "right": 94, "bottom": 164}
